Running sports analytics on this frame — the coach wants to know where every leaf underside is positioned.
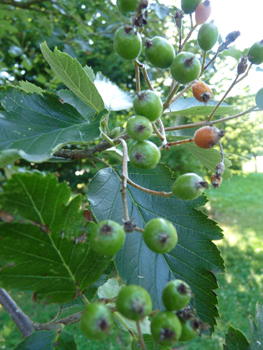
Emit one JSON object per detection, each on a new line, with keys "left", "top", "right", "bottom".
{"left": 87, "top": 164, "right": 225, "bottom": 332}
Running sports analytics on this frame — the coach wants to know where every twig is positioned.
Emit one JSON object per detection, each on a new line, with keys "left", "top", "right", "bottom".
{"left": 179, "top": 24, "right": 198, "bottom": 53}
{"left": 169, "top": 80, "right": 196, "bottom": 106}
{"left": 34, "top": 311, "right": 82, "bottom": 330}
{"left": 134, "top": 60, "right": 141, "bottom": 92}
{"left": 204, "top": 52, "right": 219, "bottom": 71}
{"left": 118, "top": 138, "right": 130, "bottom": 222}
{"left": 165, "top": 138, "right": 194, "bottom": 148}
{"left": 134, "top": 59, "right": 154, "bottom": 90}
{"left": 152, "top": 122, "right": 164, "bottom": 141}
{"left": 163, "top": 82, "right": 180, "bottom": 111}
{"left": 101, "top": 131, "right": 116, "bottom": 146}
{"left": 136, "top": 321, "right": 146, "bottom": 350}
{"left": 0, "top": 289, "right": 34, "bottom": 337}
{"left": 127, "top": 178, "right": 173, "bottom": 198}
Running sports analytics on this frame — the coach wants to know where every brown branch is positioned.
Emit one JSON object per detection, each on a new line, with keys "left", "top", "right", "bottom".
{"left": 34, "top": 311, "right": 82, "bottom": 331}
{"left": 0, "top": 289, "right": 34, "bottom": 337}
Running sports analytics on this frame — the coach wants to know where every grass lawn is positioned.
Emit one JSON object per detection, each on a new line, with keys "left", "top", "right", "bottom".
{"left": 1, "top": 172, "right": 263, "bottom": 350}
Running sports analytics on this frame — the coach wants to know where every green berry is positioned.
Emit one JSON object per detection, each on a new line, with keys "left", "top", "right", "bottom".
{"left": 114, "top": 26, "right": 142, "bottom": 60}
{"left": 117, "top": 0, "right": 139, "bottom": 14}
{"left": 116, "top": 285, "right": 152, "bottom": 321}
{"left": 90, "top": 220, "right": 125, "bottom": 255}
{"left": 128, "top": 140, "right": 160, "bottom": 169}
{"left": 179, "top": 318, "right": 200, "bottom": 342}
{"left": 181, "top": 0, "right": 201, "bottom": 14}
{"left": 256, "top": 87, "right": 263, "bottom": 109}
{"left": 162, "top": 279, "right": 192, "bottom": 311}
{"left": 248, "top": 40, "right": 263, "bottom": 65}
{"left": 172, "top": 173, "right": 209, "bottom": 201}
{"left": 126, "top": 116, "right": 153, "bottom": 141}
{"left": 198, "top": 22, "right": 219, "bottom": 52}
{"left": 143, "top": 218, "right": 178, "bottom": 254}
{"left": 151, "top": 311, "right": 182, "bottom": 346}
{"left": 145, "top": 37, "right": 175, "bottom": 69}
{"left": 80, "top": 303, "right": 113, "bottom": 340}
{"left": 170, "top": 52, "right": 201, "bottom": 84}
{"left": 133, "top": 90, "right": 163, "bottom": 121}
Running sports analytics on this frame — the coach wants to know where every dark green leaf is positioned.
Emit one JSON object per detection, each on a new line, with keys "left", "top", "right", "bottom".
{"left": 87, "top": 164, "right": 224, "bottom": 332}
{"left": 248, "top": 302, "right": 263, "bottom": 350}
{"left": 223, "top": 324, "right": 250, "bottom": 350}
{"left": 0, "top": 173, "right": 112, "bottom": 303}
{"left": 40, "top": 42, "right": 104, "bottom": 112}
{"left": 0, "top": 86, "right": 102, "bottom": 163}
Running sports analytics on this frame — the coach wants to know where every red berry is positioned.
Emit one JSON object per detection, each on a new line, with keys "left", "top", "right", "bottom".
{"left": 193, "top": 126, "right": 225, "bottom": 149}
{"left": 192, "top": 81, "right": 212, "bottom": 103}
{"left": 195, "top": 0, "right": 211, "bottom": 25}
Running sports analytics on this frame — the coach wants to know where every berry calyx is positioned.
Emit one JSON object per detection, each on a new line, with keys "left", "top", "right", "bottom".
{"left": 126, "top": 115, "right": 153, "bottom": 141}
{"left": 133, "top": 90, "right": 163, "bottom": 121}
{"left": 248, "top": 40, "right": 263, "bottom": 65}
{"left": 162, "top": 279, "right": 192, "bottom": 311}
{"left": 145, "top": 36, "right": 175, "bottom": 69}
{"left": 128, "top": 140, "right": 161, "bottom": 169}
{"left": 143, "top": 218, "right": 178, "bottom": 254}
{"left": 192, "top": 81, "right": 212, "bottom": 103}
{"left": 198, "top": 21, "right": 219, "bottom": 52}
{"left": 172, "top": 173, "right": 209, "bottom": 201}
{"left": 211, "top": 173, "right": 222, "bottom": 189}
{"left": 114, "top": 26, "right": 142, "bottom": 60}
{"left": 195, "top": 0, "right": 211, "bottom": 25}
{"left": 116, "top": 285, "right": 152, "bottom": 321}
{"left": 80, "top": 303, "right": 114, "bottom": 340}
{"left": 181, "top": 0, "right": 201, "bottom": 14}
{"left": 179, "top": 318, "right": 200, "bottom": 342}
{"left": 90, "top": 220, "right": 125, "bottom": 255}
{"left": 255, "top": 87, "right": 263, "bottom": 109}
{"left": 170, "top": 52, "right": 201, "bottom": 84}
{"left": 193, "top": 126, "right": 225, "bottom": 149}
{"left": 151, "top": 311, "right": 182, "bottom": 346}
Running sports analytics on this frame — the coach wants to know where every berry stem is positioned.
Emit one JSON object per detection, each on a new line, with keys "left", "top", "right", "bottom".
{"left": 200, "top": 51, "right": 207, "bottom": 76}
{"left": 134, "top": 59, "right": 154, "bottom": 90}
{"left": 118, "top": 138, "right": 130, "bottom": 222}
{"left": 207, "top": 74, "right": 239, "bottom": 122}
{"left": 179, "top": 23, "right": 198, "bottom": 53}
{"left": 163, "top": 80, "right": 196, "bottom": 111}
{"left": 101, "top": 131, "right": 116, "bottom": 146}
{"left": 236, "top": 62, "right": 253, "bottom": 84}
{"left": 163, "top": 82, "right": 180, "bottom": 111}
{"left": 127, "top": 178, "right": 173, "bottom": 198}
{"left": 134, "top": 60, "right": 141, "bottom": 92}
{"left": 0, "top": 288, "right": 34, "bottom": 337}
{"left": 136, "top": 321, "right": 146, "bottom": 350}
{"left": 204, "top": 52, "right": 219, "bottom": 71}
{"left": 157, "top": 118, "right": 168, "bottom": 148}
{"left": 34, "top": 311, "right": 83, "bottom": 330}
{"left": 165, "top": 138, "right": 194, "bottom": 148}
{"left": 152, "top": 121, "right": 165, "bottom": 141}
{"left": 219, "top": 141, "right": 224, "bottom": 163}
{"left": 81, "top": 294, "right": 90, "bottom": 305}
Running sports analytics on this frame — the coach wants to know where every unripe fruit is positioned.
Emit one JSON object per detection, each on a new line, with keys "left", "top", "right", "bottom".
{"left": 162, "top": 280, "right": 192, "bottom": 311}
{"left": 128, "top": 140, "right": 160, "bottom": 169}
{"left": 170, "top": 52, "right": 201, "bottom": 84}
{"left": 193, "top": 126, "right": 225, "bottom": 149}
{"left": 145, "top": 37, "right": 175, "bottom": 69}
{"left": 181, "top": 0, "right": 201, "bottom": 14}
{"left": 114, "top": 26, "right": 142, "bottom": 60}
{"left": 80, "top": 303, "right": 113, "bottom": 340}
{"left": 179, "top": 318, "right": 200, "bottom": 342}
{"left": 255, "top": 87, "right": 263, "bottom": 109}
{"left": 116, "top": 285, "right": 152, "bottom": 321}
{"left": 143, "top": 218, "right": 178, "bottom": 254}
{"left": 117, "top": 0, "right": 139, "bottom": 14}
{"left": 133, "top": 90, "right": 163, "bottom": 121}
{"left": 198, "top": 22, "right": 219, "bottom": 51}
{"left": 90, "top": 220, "right": 125, "bottom": 255}
{"left": 248, "top": 40, "right": 263, "bottom": 65}
{"left": 195, "top": 0, "right": 211, "bottom": 25}
{"left": 192, "top": 81, "right": 212, "bottom": 103}
{"left": 126, "top": 116, "right": 153, "bottom": 141}
{"left": 151, "top": 311, "right": 182, "bottom": 346}
{"left": 172, "top": 173, "right": 209, "bottom": 201}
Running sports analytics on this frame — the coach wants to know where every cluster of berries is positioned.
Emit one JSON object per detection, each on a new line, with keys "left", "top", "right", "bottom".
{"left": 80, "top": 280, "right": 201, "bottom": 346}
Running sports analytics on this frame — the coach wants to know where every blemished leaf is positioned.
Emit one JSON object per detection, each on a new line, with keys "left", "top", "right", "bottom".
{"left": 97, "top": 278, "right": 119, "bottom": 299}
{"left": 248, "top": 302, "right": 263, "bottom": 350}
{"left": 13, "top": 330, "right": 77, "bottom": 350}
{"left": 57, "top": 89, "right": 96, "bottom": 121}
{"left": 0, "top": 173, "right": 112, "bottom": 303}
{"left": 87, "top": 164, "right": 224, "bottom": 333}
{"left": 223, "top": 324, "right": 250, "bottom": 350}
{"left": 40, "top": 42, "right": 104, "bottom": 112}
{"left": 94, "top": 72, "right": 133, "bottom": 111}
{"left": 0, "top": 86, "right": 103, "bottom": 163}
{"left": 168, "top": 97, "right": 237, "bottom": 117}
{"left": 19, "top": 81, "right": 44, "bottom": 95}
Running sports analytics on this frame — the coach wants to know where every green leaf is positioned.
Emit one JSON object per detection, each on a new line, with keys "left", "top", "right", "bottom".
{"left": 223, "top": 324, "right": 250, "bottom": 350}
{"left": 0, "top": 149, "right": 20, "bottom": 168}
{"left": 87, "top": 164, "right": 224, "bottom": 332}
{"left": 132, "top": 334, "right": 170, "bottom": 350}
{"left": 19, "top": 81, "right": 44, "bottom": 95}
{"left": 0, "top": 86, "right": 102, "bottom": 163}
{"left": 40, "top": 42, "right": 104, "bottom": 112}
{"left": 168, "top": 97, "right": 237, "bottom": 117}
{"left": 13, "top": 330, "right": 77, "bottom": 350}
{"left": 185, "top": 143, "right": 232, "bottom": 181}
{"left": 0, "top": 173, "right": 112, "bottom": 303}
{"left": 248, "top": 302, "right": 263, "bottom": 350}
